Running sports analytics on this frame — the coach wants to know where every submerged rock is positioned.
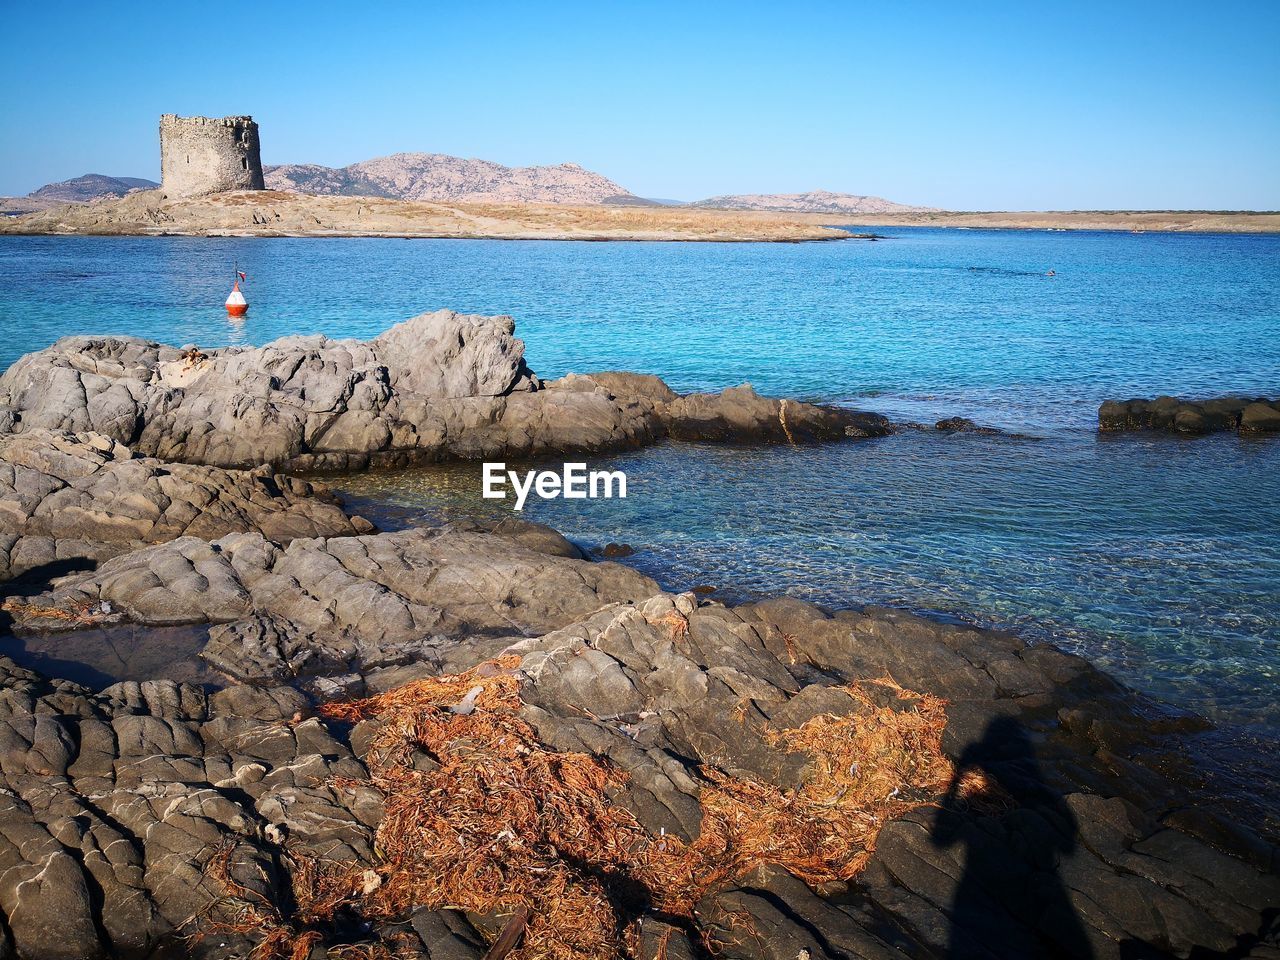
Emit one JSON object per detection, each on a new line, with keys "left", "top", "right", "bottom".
{"left": 0, "top": 310, "right": 891, "bottom": 471}
{"left": 0, "top": 429, "right": 372, "bottom": 583}
{"left": 934, "top": 416, "right": 1004, "bottom": 434}
{"left": 893, "top": 416, "right": 1029, "bottom": 438}
{"left": 1099, "top": 395, "right": 1280, "bottom": 435}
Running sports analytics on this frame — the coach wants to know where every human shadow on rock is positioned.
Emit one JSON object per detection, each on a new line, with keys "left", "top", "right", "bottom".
{"left": 932, "top": 715, "right": 1094, "bottom": 959}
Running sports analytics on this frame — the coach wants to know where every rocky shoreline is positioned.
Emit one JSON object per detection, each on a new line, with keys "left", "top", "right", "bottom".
{"left": 0, "top": 319, "right": 1277, "bottom": 959}
{"left": 0, "top": 430, "right": 373, "bottom": 585}
{"left": 1, "top": 493, "right": 1276, "bottom": 958}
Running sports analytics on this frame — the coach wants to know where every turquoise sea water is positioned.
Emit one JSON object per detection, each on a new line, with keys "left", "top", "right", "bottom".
{"left": 1, "top": 231, "right": 1278, "bottom": 728}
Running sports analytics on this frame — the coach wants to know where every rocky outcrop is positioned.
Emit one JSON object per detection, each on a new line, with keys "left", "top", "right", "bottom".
{"left": 1099, "top": 395, "right": 1280, "bottom": 435}
{"left": 0, "top": 532, "right": 1274, "bottom": 958}
{"left": 565, "top": 372, "right": 890, "bottom": 443}
{"left": 0, "top": 310, "right": 890, "bottom": 470}
{"left": 1, "top": 313, "right": 1272, "bottom": 958}
{"left": 507, "top": 595, "right": 1280, "bottom": 960}
{"left": 0, "top": 429, "right": 371, "bottom": 582}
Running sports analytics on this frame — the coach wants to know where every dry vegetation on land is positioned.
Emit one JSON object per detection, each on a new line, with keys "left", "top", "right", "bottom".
{"left": 0, "top": 189, "right": 850, "bottom": 242}
{"left": 199, "top": 657, "right": 1001, "bottom": 960}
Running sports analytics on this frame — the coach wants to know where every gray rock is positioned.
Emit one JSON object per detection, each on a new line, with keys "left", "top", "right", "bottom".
{"left": 0, "top": 429, "right": 372, "bottom": 582}
{"left": 451, "top": 515, "right": 585, "bottom": 559}
{"left": 1099, "top": 394, "right": 1278, "bottom": 435}
{"left": 0, "top": 311, "right": 890, "bottom": 470}
{"left": 409, "top": 909, "right": 487, "bottom": 959}
{"left": 7, "top": 528, "right": 660, "bottom": 686}
{"left": 664, "top": 383, "right": 890, "bottom": 442}
{"left": 577, "top": 371, "right": 679, "bottom": 404}
{"left": 1241, "top": 401, "right": 1280, "bottom": 434}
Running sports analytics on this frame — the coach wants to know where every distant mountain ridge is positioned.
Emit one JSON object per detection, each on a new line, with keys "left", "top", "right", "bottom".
{"left": 2, "top": 167, "right": 936, "bottom": 218}
{"left": 690, "top": 190, "right": 937, "bottom": 214}
{"left": 30, "top": 174, "right": 158, "bottom": 202}
{"left": 0, "top": 174, "right": 159, "bottom": 215}
{"left": 264, "top": 153, "right": 638, "bottom": 205}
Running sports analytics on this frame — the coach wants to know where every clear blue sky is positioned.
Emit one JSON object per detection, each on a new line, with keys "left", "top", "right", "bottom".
{"left": 2, "top": 0, "right": 1277, "bottom": 209}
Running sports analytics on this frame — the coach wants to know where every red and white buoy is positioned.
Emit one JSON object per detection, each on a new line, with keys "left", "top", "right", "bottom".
{"left": 225, "top": 280, "right": 248, "bottom": 317}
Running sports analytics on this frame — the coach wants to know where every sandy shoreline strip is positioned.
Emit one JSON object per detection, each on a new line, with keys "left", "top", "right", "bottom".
{"left": 809, "top": 208, "right": 1280, "bottom": 234}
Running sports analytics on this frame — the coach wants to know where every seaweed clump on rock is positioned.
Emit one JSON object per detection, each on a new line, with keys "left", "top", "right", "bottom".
{"left": 199, "top": 657, "right": 971, "bottom": 960}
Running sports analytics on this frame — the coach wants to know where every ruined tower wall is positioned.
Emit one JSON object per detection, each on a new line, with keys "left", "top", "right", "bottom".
{"left": 159, "top": 115, "right": 265, "bottom": 198}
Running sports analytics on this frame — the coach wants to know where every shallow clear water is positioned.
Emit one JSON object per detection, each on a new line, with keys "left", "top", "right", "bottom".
{"left": 338, "top": 431, "right": 1280, "bottom": 726}
{"left": 1, "top": 231, "right": 1277, "bottom": 727}
{"left": 4, "top": 231, "right": 1279, "bottom": 429}
{"left": 1, "top": 623, "right": 217, "bottom": 689}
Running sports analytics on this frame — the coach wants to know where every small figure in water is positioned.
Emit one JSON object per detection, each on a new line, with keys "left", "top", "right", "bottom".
{"left": 1046, "top": 269, "right": 1056, "bottom": 276}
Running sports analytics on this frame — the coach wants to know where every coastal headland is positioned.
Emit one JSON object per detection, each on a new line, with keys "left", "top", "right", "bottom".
{"left": 0, "top": 189, "right": 855, "bottom": 242}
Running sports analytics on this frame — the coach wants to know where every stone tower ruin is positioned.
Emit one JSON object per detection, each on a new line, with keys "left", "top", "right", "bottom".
{"left": 159, "top": 114, "right": 265, "bottom": 198}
